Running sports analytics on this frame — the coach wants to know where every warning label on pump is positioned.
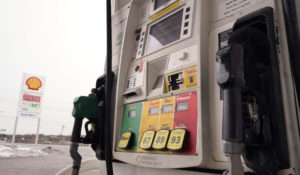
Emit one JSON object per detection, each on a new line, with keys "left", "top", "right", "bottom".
{"left": 210, "top": 0, "right": 268, "bottom": 22}
{"left": 224, "top": 0, "right": 252, "bottom": 16}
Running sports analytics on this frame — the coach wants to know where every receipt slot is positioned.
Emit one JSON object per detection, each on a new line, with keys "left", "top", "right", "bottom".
{"left": 173, "top": 92, "right": 197, "bottom": 154}
{"left": 118, "top": 103, "right": 143, "bottom": 152}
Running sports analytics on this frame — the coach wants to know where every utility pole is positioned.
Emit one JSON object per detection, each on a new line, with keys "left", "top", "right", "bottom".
{"left": 60, "top": 125, "right": 65, "bottom": 136}
{"left": 12, "top": 116, "right": 18, "bottom": 146}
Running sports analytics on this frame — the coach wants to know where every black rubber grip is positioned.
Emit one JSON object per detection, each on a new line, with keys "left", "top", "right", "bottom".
{"left": 71, "top": 118, "right": 83, "bottom": 143}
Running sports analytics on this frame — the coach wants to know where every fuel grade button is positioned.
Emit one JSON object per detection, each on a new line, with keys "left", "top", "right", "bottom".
{"left": 139, "top": 130, "right": 156, "bottom": 150}
{"left": 118, "top": 132, "right": 133, "bottom": 149}
{"left": 167, "top": 129, "right": 187, "bottom": 151}
{"left": 152, "top": 129, "right": 170, "bottom": 150}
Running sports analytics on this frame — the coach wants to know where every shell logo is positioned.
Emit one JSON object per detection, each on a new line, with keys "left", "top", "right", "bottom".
{"left": 26, "top": 77, "right": 42, "bottom": 90}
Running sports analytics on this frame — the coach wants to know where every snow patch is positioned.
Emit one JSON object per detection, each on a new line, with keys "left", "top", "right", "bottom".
{"left": 0, "top": 144, "right": 48, "bottom": 158}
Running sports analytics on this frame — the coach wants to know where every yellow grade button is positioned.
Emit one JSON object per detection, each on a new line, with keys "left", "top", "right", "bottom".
{"left": 118, "top": 132, "right": 133, "bottom": 149}
{"left": 167, "top": 129, "right": 187, "bottom": 151}
{"left": 152, "top": 130, "right": 170, "bottom": 150}
{"left": 139, "top": 130, "right": 156, "bottom": 150}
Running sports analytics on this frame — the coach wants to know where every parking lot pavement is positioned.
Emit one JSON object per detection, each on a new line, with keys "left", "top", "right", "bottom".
{"left": 0, "top": 144, "right": 96, "bottom": 175}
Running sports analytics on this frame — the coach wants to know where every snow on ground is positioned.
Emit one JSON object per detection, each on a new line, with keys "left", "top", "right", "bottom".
{"left": 0, "top": 144, "right": 48, "bottom": 158}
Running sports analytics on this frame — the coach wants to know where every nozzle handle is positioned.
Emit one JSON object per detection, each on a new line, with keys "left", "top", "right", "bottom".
{"left": 71, "top": 118, "right": 83, "bottom": 143}
{"left": 222, "top": 88, "right": 243, "bottom": 142}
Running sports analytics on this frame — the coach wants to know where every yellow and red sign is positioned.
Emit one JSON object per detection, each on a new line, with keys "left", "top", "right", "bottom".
{"left": 165, "top": 66, "right": 197, "bottom": 93}
{"left": 26, "top": 77, "right": 42, "bottom": 90}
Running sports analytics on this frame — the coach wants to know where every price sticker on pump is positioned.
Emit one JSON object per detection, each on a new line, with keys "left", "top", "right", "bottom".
{"left": 139, "top": 130, "right": 156, "bottom": 150}
{"left": 152, "top": 130, "right": 170, "bottom": 150}
{"left": 167, "top": 129, "right": 187, "bottom": 151}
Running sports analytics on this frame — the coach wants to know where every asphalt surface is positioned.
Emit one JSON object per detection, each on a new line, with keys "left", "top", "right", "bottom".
{"left": 0, "top": 143, "right": 96, "bottom": 175}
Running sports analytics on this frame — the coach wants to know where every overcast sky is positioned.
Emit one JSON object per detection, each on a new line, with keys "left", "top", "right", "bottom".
{"left": 0, "top": 0, "right": 106, "bottom": 135}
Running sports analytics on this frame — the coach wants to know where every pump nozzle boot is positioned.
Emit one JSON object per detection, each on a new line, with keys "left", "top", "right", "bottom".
{"left": 216, "top": 43, "right": 244, "bottom": 142}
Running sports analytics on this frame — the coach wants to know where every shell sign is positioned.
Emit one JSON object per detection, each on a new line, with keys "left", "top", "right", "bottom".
{"left": 17, "top": 73, "right": 46, "bottom": 118}
{"left": 26, "top": 77, "right": 42, "bottom": 91}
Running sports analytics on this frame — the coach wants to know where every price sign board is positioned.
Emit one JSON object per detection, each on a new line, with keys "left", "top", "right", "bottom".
{"left": 17, "top": 73, "right": 46, "bottom": 118}
{"left": 152, "top": 129, "right": 170, "bottom": 150}
{"left": 139, "top": 130, "right": 156, "bottom": 150}
{"left": 167, "top": 129, "right": 187, "bottom": 151}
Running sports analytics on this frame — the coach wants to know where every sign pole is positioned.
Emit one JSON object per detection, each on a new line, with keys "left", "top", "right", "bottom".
{"left": 12, "top": 116, "right": 19, "bottom": 146}
{"left": 35, "top": 118, "right": 41, "bottom": 144}
{"left": 12, "top": 73, "right": 25, "bottom": 146}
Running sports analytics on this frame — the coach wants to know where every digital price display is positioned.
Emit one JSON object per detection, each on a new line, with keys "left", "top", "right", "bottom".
{"left": 162, "top": 104, "right": 173, "bottom": 113}
{"left": 139, "top": 130, "right": 156, "bottom": 150}
{"left": 176, "top": 102, "right": 189, "bottom": 111}
{"left": 118, "top": 132, "right": 133, "bottom": 149}
{"left": 22, "top": 94, "right": 41, "bottom": 103}
{"left": 152, "top": 129, "right": 170, "bottom": 150}
{"left": 149, "top": 106, "right": 159, "bottom": 115}
{"left": 29, "top": 103, "right": 40, "bottom": 108}
{"left": 167, "top": 129, "right": 187, "bottom": 151}
{"left": 128, "top": 110, "right": 136, "bottom": 118}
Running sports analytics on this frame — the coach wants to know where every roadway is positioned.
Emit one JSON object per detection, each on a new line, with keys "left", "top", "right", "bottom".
{"left": 0, "top": 143, "right": 96, "bottom": 175}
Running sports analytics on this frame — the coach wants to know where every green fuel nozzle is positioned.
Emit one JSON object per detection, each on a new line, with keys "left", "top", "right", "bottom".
{"left": 70, "top": 92, "right": 103, "bottom": 175}
{"left": 71, "top": 93, "right": 99, "bottom": 143}
{"left": 69, "top": 75, "right": 107, "bottom": 175}
{"left": 72, "top": 94, "right": 99, "bottom": 119}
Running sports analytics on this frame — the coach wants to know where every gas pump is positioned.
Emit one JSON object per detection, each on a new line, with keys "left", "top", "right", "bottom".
{"left": 65, "top": 0, "right": 300, "bottom": 175}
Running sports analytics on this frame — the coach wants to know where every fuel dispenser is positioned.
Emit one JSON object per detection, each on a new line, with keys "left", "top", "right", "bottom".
{"left": 67, "top": 0, "right": 300, "bottom": 175}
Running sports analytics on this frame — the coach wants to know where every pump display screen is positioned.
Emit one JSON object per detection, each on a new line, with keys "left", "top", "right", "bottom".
{"left": 162, "top": 104, "right": 173, "bottom": 113}
{"left": 154, "top": 0, "right": 172, "bottom": 10}
{"left": 145, "top": 9, "right": 183, "bottom": 54}
{"left": 149, "top": 106, "right": 159, "bottom": 115}
{"left": 176, "top": 102, "right": 189, "bottom": 111}
{"left": 128, "top": 111, "right": 136, "bottom": 118}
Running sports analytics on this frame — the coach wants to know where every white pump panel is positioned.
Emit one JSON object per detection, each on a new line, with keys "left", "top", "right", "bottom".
{"left": 109, "top": 0, "right": 300, "bottom": 174}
